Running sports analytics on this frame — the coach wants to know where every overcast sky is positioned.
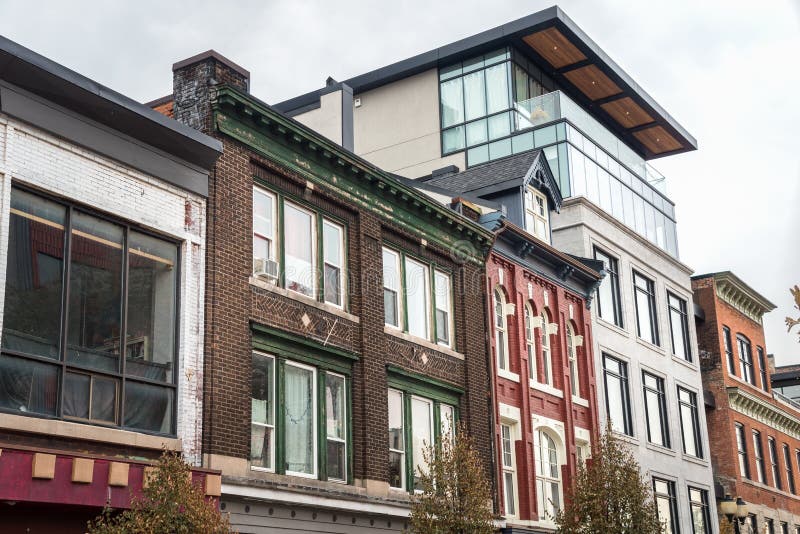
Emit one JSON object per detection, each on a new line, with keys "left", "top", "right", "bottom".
{"left": 1, "top": 0, "right": 798, "bottom": 362}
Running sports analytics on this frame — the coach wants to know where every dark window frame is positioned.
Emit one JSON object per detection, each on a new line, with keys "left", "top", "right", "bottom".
{"left": 784, "top": 444, "right": 796, "bottom": 494}
{"left": 736, "top": 423, "right": 750, "bottom": 480}
{"left": 737, "top": 334, "right": 755, "bottom": 386}
{"left": 688, "top": 486, "right": 711, "bottom": 534}
{"left": 653, "top": 477, "right": 679, "bottom": 534}
{"left": 723, "top": 326, "right": 735, "bottom": 376}
{"left": 633, "top": 270, "right": 659, "bottom": 346}
{"left": 769, "top": 437, "right": 783, "bottom": 490}
{"left": 593, "top": 246, "right": 623, "bottom": 327}
{"left": 642, "top": 371, "right": 670, "bottom": 448}
{"left": 0, "top": 184, "right": 181, "bottom": 437}
{"left": 758, "top": 346, "right": 768, "bottom": 392}
{"left": 603, "top": 353, "right": 633, "bottom": 436}
{"left": 753, "top": 430, "right": 766, "bottom": 483}
{"left": 667, "top": 291, "right": 691, "bottom": 361}
{"left": 678, "top": 386, "right": 703, "bottom": 458}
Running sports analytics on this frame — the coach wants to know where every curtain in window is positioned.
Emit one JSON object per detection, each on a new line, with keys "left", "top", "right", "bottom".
{"left": 284, "top": 204, "right": 314, "bottom": 297}
{"left": 0, "top": 355, "right": 58, "bottom": 415}
{"left": 284, "top": 364, "right": 314, "bottom": 474}
{"left": 485, "top": 63, "right": 510, "bottom": 114}
{"left": 440, "top": 78, "right": 464, "bottom": 128}
{"left": 463, "top": 70, "right": 486, "bottom": 121}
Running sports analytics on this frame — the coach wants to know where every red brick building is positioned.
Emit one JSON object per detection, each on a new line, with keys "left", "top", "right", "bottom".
{"left": 693, "top": 272, "right": 800, "bottom": 532}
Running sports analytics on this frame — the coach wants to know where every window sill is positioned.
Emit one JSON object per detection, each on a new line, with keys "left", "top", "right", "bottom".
{"left": 572, "top": 395, "right": 589, "bottom": 407}
{"left": 498, "top": 368, "right": 520, "bottom": 383}
{"left": 530, "top": 380, "right": 563, "bottom": 398}
{"left": 670, "top": 354, "right": 698, "bottom": 371}
{"left": 250, "top": 276, "right": 360, "bottom": 324}
{"left": 681, "top": 453, "right": 709, "bottom": 467}
{"left": 610, "top": 430, "right": 639, "bottom": 445}
{"left": 645, "top": 442, "right": 676, "bottom": 457}
{"left": 741, "top": 478, "right": 800, "bottom": 501}
{"left": 384, "top": 327, "right": 464, "bottom": 361}
{"left": 595, "top": 317, "right": 629, "bottom": 337}
{"left": 635, "top": 336, "right": 665, "bottom": 355}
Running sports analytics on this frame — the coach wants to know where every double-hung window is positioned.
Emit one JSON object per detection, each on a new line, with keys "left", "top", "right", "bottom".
{"left": 643, "top": 372, "right": 669, "bottom": 448}
{"left": 501, "top": 423, "right": 517, "bottom": 517}
{"left": 567, "top": 323, "right": 580, "bottom": 397}
{"left": 593, "top": 247, "right": 623, "bottom": 327}
{"left": 252, "top": 185, "right": 347, "bottom": 307}
{"left": 757, "top": 346, "right": 768, "bottom": 392}
{"left": 689, "top": 487, "right": 710, "bottom": 534}
{"left": 678, "top": 387, "right": 702, "bottom": 458}
{"left": 653, "top": 478, "right": 678, "bottom": 534}
{"left": 524, "top": 304, "right": 536, "bottom": 380}
{"left": 667, "top": 292, "right": 691, "bottom": 361}
{"left": 535, "top": 429, "right": 561, "bottom": 521}
{"left": 494, "top": 289, "right": 509, "bottom": 372}
{"left": 525, "top": 188, "right": 550, "bottom": 243}
{"left": 753, "top": 430, "right": 766, "bottom": 483}
{"left": 387, "top": 375, "right": 458, "bottom": 492}
{"left": 633, "top": 270, "right": 659, "bottom": 345}
{"left": 737, "top": 335, "right": 755, "bottom": 385}
{"left": 736, "top": 423, "right": 750, "bottom": 479}
{"left": 0, "top": 187, "right": 179, "bottom": 434}
{"left": 250, "top": 350, "right": 350, "bottom": 482}
{"left": 540, "top": 310, "right": 553, "bottom": 386}
{"left": 723, "top": 326, "right": 735, "bottom": 375}
{"left": 603, "top": 354, "right": 632, "bottom": 436}
{"left": 769, "top": 437, "right": 782, "bottom": 490}
{"left": 382, "top": 247, "right": 454, "bottom": 347}
{"left": 784, "top": 444, "right": 796, "bottom": 494}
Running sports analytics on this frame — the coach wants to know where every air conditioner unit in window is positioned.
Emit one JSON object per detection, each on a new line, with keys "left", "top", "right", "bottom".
{"left": 253, "top": 257, "right": 279, "bottom": 283}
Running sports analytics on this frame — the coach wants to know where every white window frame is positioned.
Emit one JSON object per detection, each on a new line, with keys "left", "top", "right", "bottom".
{"left": 388, "top": 388, "right": 406, "bottom": 490}
{"left": 253, "top": 186, "right": 277, "bottom": 263}
{"left": 541, "top": 310, "right": 553, "bottom": 387}
{"left": 283, "top": 201, "right": 317, "bottom": 299}
{"left": 322, "top": 219, "right": 346, "bottom": 308}
{"left": 411, "top": 395, "right": 434, "bottom": 492}
{"left": 325, "top": 371, "right": 347, "bottom": 483}
{"left": 383, "top": 248, "right": 403, "bottom": 329}
{"left": 284, "top": 359, "right": 318, "bottom": 479}
{"left": 567, "top": 323, "right": 580, "bottom": 398}
{"left": 434, "top": 269, "right": 453, "bottom": 348}
{"left": 535, "top": 428, "right": 562, "bottom": 523}
{"left": 250, "top": 351, "right": 276, "bottom": 473}
{"left": 525, "top": 303, "right": 537, "bottom": 381}
{"left": 501, "top": 422, "right": 519, "bottom": 518}
{"left": 525, "top": 187, "right": 550, "bottom": 243}
{"left": 494, "top": 288, "right": 509, "bottom": 372}
{"left": 405, "top": 258, "right": 431, "bottom": 340}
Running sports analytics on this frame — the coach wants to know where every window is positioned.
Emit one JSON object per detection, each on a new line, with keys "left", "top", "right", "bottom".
{"left": 643, "top": 372, "right": 669, "bottom": 448}
{"left": 633, "top": 270, "right": 659, "bottom": 345}
{"left": 736, "top": 423, "right": 750, "bottom": 479}
{"left": 737, "top": 335, "right": 755, "bottom": 385}
{"left": 541, "top": 310, "right": 553, "bottom": 386}
{"left": 382, "top": 247, "right": 453, "bottom": 346}
{"left": 253, "top": 186, "right": 347, "bottom": 306}
{"left": 524, "top": 304, "right": 536, "bottom": 381}
{"left": 766, "top": 519, "right": 774, "bottom": 534}
{"left": 567, "top": 323, "right": 580, "bottom": 397}
{"left": 501, "top": 423, "right": 517, "bottom": 517}
{"left": 250, "top": 352, "right": 349, "bottom": 481}
{"left": 387, "top": 383, "right": 457, "bottom": 491}
{"left": 723, "top": 326, "right": 734, "bottom": 375}
{"left": 689, "top": 487, "right": 710, "bottom": 534}
{"left": 494, "top": 289, "right": 509, "bottom": 372}
{"left": 653, "top": 478, "right": 678, "bottom": 534}
{"left": 758, "top": 346, "right": 768, "bottom": 392}
{"left": 0, "top": 188, "right": 179, "bottom": 434}
{"left": 769, "top": 437, "right": 782, "bottom": 490}
{"left": 536, "top": 430, "right": 561, "bottom": 522}
{"left": 525, "top": 188, "right": 550, "bottom": 243}
{"left": 593, "top": 247, "right": 623, "bottom": 327}
{"left": 781, "top": 522, "right": 789, "bottom": 534}
{"left": 667, "top": 292, "right": 691, "bottom": 361}
{"left": 753, "top": 430, "right": 766, "bottom": 483}
{"left": 603, "top": 354, "right": 632, "bottom": 436}
{"left": 784, "top": 444, "right": 796, "bottom": 494}
{"left": 678, "top": 387, "right": 702, "bottom": 458}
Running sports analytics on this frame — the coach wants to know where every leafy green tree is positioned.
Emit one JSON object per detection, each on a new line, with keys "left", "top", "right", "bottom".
{"left": 787, "top": 285, "right": 800, "bottom": 342}
{"left": 555, "top": 426, "right": 662, "bottom": 534}
{"left": 410, "top": 421, "right": 495, "bottom": 534}
{"left": 88, "top": 450, "right": 232, "bottom": 534}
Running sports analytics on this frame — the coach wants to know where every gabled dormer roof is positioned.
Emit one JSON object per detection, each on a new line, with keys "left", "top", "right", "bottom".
{"left": 422, "top": 150, "right": 562, "bottom": 211}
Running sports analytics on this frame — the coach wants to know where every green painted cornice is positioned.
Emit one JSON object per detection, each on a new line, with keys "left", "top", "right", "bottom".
{"left": 727, "top": 386, "right": 800, "bottom": 440}
{"left": 211, "top": 86, "right": 493, "bottom": 264}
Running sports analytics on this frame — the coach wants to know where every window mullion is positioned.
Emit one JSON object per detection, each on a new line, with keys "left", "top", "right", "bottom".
{"left": 428, "top": 264, "right": 436, "bottom": 343}
{"left": 58, "top": 206, "right": 74, "bottom": 419}
{"left": 119, "top": 226, "right": 129, "bottom": 427}
{"left": 277, "top": 197, "right": 286, "bottom": 289}
{"left": 276, "top": 358, "right": 286, "bottom": 475}
{"left": 317, "top": 215, "right": 324, "bottom": 303}
{"left": 400, "top": 253, "right": 408, "bottom": 334}
{"left": 403, "top": 392, "right": 413, "bottom": 491}
{"left": 318, "top": 370, "right": 327, "bottom": 481}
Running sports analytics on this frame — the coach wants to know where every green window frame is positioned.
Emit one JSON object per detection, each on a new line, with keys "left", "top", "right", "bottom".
{"left": 382, "top": 245, "right": 455, "bottom": 348}
{"left": 250, "top": 325, "right": 356, "bottom": 483}
{"left": 387, "top": 366, "right": 461, "bottom": 492}
{"left": 252, "top": 182, "right": 348, "bottom": 310}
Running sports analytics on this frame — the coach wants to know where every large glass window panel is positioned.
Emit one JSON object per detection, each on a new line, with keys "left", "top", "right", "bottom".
{"left": 570, "top": 147, "right": 587, "bottom": 197}
{"left": 126, "top": 231, "right": 177, "bottom": 382}
{"left": 668, "top": 292, "right": 690, "bottom": 361}
{"left": 388, "top": 389, "right": 405, "bottom": 489}
{"left": 603, "top": 354, "right": 632, "bottom": 435}
{"left": 610, "top": 178, "right": 624, "bottom": 221}
{"left": 643, "top": 372, "right": 668, "bottom": 448}
{"left": 442, "top": 126, "right": 465, "bottom": 154}
{"left": 251, "top": 353, "right": 275, "bottom": 470}
{"left": 253, "top": 187, "right": 276, "bottom": 261}
{"left": 489, "top": 138, "right": 512, "bottom": 160}
{"left": 124, "top": 380, "right": 173, "bottom": 434}
{"left": 283, "top": 202, "right": 315, "bottom": 298}
{"left": 633, "top": 195, "right": 646, "bottom": 236}
{"left": 467, "top": 144, "right": 489, "bottom": 166}
{"left": 3, "top": 189, "right": 66, "bottom": 360}
{"left": 536, "top": 430, "right": 561, "bottom": 521}
{"left": 0, "top": 355, "right": 58, "bottom": 416}
{"left": 534, "top": 125, "right": 557, "bottom": 147}
{"left": 689, "top": 487, "right": 710, "bottom": 534}
{"left": 485, "top": 63, "right": 510, "bottom": 114}
{"left": 736, "top": 423, "right": 750, "bottom": 479}
{"left": 679, "top": 387, "right": 701, "bottom": 458}
{"left": 67, "top": 211, "right": 123, "bottom": 373}
{"left": 645, "top": 203, "right": 657, "bottom": 243}
{"left": 383, "top": 248, "right": 401, "bottom": 328}
{"left": 463, "top": 70, "right": 486, "bottom": 121}
{"left": 634, "top": 271, "right": 658, "bottom": 346}
{"left": 594, "top": 247, "right": 622, "bottom": 327}
{"left": 326, "top": 373, "right": 347, "bottom": 481}
{"left": 434, "top": 270, "right": 452, "bottom": 346}
{"left": 622, "top": 186, "right": 635, "bottom": 229}
{"left": 665, "top": 219, "right": 677, "bottom": 257}
{"left": 64, "top": 372, "right": 117, "bottom": 424}
{"left": 466, "top": 119, "right": 488, "bottom": 147}
{"left": 405, "top": 258, "right": 430, "bottom": 340}
{"left": 654, "top": 478, "right": 678, "bottom": 534}
{"left": 488, "top": 112, "right": 511, "bottom": 140}
{"left": 511, "top": 132, "right": 534, "bottom": 153}
{"left": 598, "top": 170, "right": 612, "bottom": 213}
{"left": 284, "top": 362, "right": 316, "bottom": 476}
{"left": 323, "top": 220, "right": 344, "bottom": 307}
{"left": 585, "top": 159, "right": 599, "bottom": 205}
{"left": 513, "top": 64, "right": 529, "bottom": 102}
{"left": 440, "top": 78, "right": 464, "bottom": 128}
{"left": 411, "top": 396, "right": 433, "bottom": 490}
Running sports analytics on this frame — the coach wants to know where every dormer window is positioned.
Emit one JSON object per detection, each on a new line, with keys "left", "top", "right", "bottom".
{"left": 525, "top": 187, "right": 550, "bottom": 243}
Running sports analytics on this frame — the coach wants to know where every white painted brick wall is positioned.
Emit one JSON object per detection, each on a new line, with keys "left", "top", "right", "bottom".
{"left": 0, "top": 114, "right": 206, "bottom": 465}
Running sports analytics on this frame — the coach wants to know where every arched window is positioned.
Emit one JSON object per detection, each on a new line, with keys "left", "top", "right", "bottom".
{"left": 567, "top": 323, "right": 579, "bottom": 397}
{"left": 540, "top": 310, "right": 552, "bottom": 386}
{"left": 524, "top": 304, "right": 536, "bottom": 380}
{"left": 494, "top": 288, "right": 509, "bottom": 372}
{"left": 536, "top": 430, "right": 561, "bottom": 521}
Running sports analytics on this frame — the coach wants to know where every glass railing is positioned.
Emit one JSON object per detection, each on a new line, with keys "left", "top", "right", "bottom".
{"left": 514, "top": 91, "right": 668, "bottom": 196}
{"left": 773, "top": 391, "right": 800, "bottom": 413}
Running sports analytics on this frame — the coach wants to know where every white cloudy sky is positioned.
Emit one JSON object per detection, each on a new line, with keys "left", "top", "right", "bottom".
{"left": 1, "top": 0, "right": 798, "bottom": 361}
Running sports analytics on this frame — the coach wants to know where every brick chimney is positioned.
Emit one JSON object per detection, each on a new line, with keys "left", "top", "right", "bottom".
{"left": 172, "top": 50, "right": 250, "bottom": 134}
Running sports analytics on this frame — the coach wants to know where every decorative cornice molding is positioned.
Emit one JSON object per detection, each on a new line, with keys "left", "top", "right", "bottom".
{"left": 713, "top": 272, "right": 776, "bottom": 325}
{"left": 727, "top": 386, "right": 800, "bottom": 439}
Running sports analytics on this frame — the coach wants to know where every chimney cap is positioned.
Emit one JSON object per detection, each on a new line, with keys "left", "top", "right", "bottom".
{"left": 172, "top": 50, "right": 250, "bottom": 80}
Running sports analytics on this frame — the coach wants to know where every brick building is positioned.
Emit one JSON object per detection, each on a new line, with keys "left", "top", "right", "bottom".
{"left": 693, "top": 272, "right": 800, "bottom": 532}
{"left": 156, "top": 51, "right": 494, "bottom": 532}
{"left": 416, "top": 152, "right": 602, "bottom": 532}
{"left": 0, "top": 37, "right": 222, "bottom": 532}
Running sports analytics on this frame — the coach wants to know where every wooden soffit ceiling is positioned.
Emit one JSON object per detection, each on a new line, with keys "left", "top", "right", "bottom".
{"left": 601, "top": 97, "right": 653, "bottom": 128}
{"left": 523, "top": 27, "right": 586, "bottom": 69}
{"left": 633, "top": 126, "right": 682, "bottom": 154}
{"left": 563, "top": 65, "right": 621, "bottom": 101}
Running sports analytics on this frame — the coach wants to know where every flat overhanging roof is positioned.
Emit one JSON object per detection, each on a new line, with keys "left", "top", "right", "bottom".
{"left": 275, "top": 5, "right": 697, "bottom": 160}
